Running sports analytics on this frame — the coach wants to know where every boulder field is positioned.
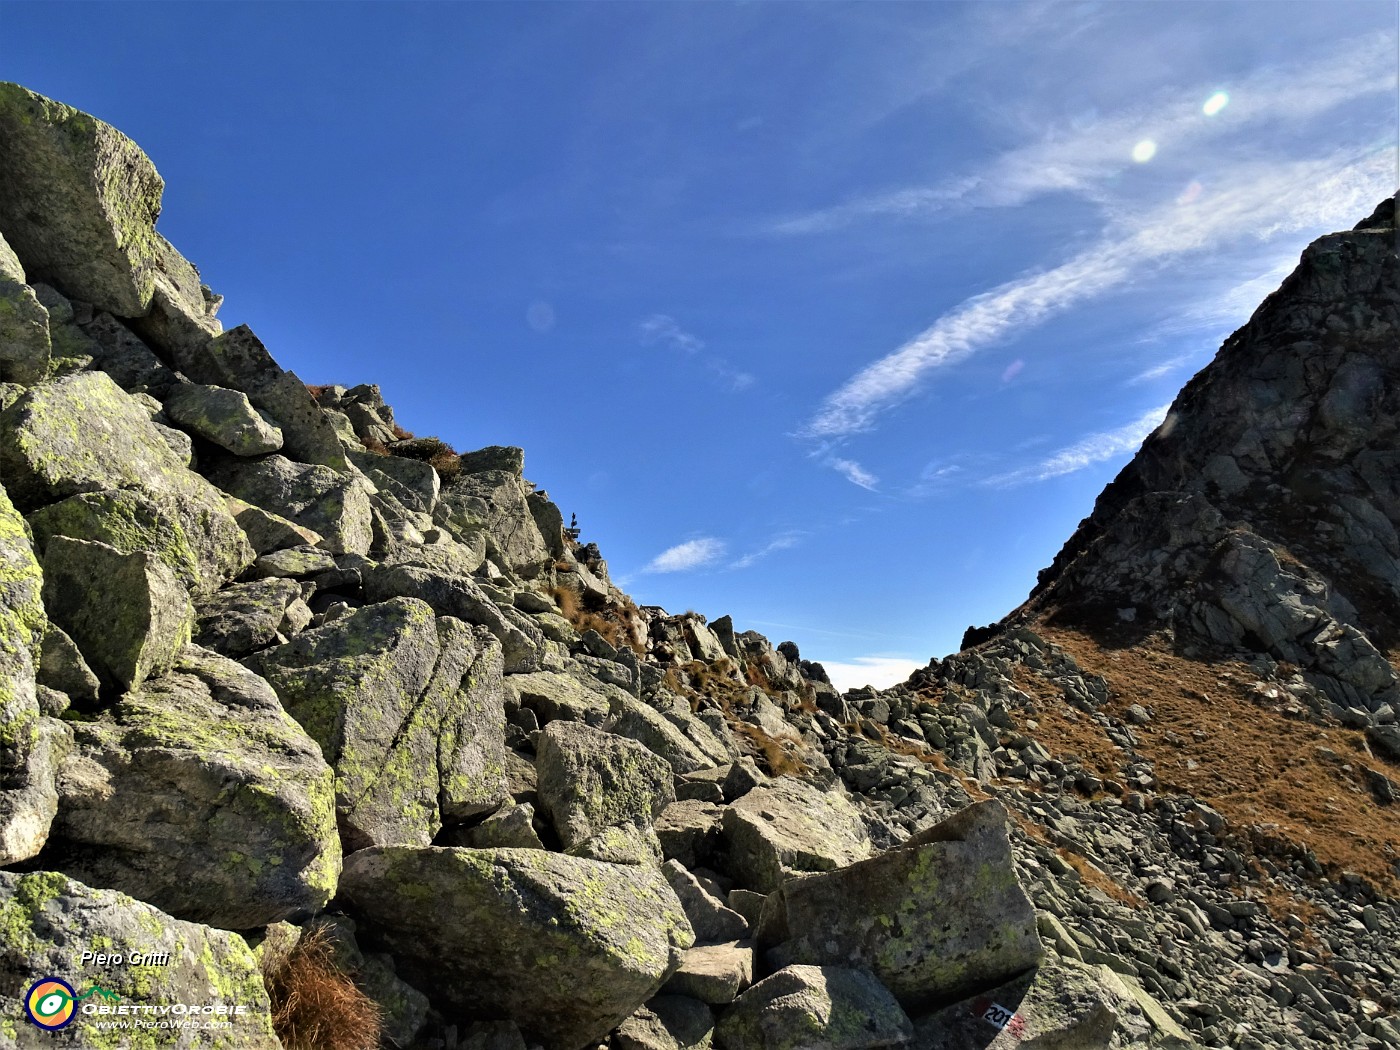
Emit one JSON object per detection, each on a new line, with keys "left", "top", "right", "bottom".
{"left": 0, "top": 81, "right": 1396, "bottom": 1050}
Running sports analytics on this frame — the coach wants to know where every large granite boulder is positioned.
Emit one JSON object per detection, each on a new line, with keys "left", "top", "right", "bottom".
{"left": 720, "top": 778, "right": 871, "bottom": 893}
{"left": 40, "top": 536, "right": 193, "bottom": 692}
{"left": 48, "top": 646, "right": 340, "bottom": 929}
{"left": 340, "top": 846, "right": 695, "bottom": 1050}
{"left": 0, "top": 231, "right": 50, "bottom": 385}
{"left": 247, "top": 598, "right": 507, "bottom": 848}
{"left": 28, "top": 486, "right": 253, "bottom": 595}
{"left": 0, "top": 870, "right": 280, "bottom": 1048}
{"left": 207, "top": 453, "right": 372, "bottom": 556}
{"left": 714, "top": 965, "right": 913, "bottom": 1050}
{"left": 760, "top": 800, "right": 1043, "bottom": 1012}
{"left": 444, "top": 469, "right": 553, "bottom": 577}
{"left": 0, "top": 371, "right": 253, "bottom": 583}
{"left": 535, "top": 720, "right": 675, "bottom": 849}
{"left": 193, "top": 577, "right": 305, "bottom": 658}
{"left": 0, "top": 83, "right": 163, "bottom": 317}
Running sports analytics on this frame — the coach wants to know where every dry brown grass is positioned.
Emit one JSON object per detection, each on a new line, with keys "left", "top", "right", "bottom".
{"left": 731, "top": 720, "right": 811, "bottom": 777}
{"left": 262, "top": 927, "right": 381, "bottom": 1050}
{"left": 390, "top": 423, "right": 414, "bottom": 441}
{"left": 548, "top": 586, "right": 645, "bottom": 655}
{"left": 359, "top": 436, "right": 391, "bottom": 457}
{"left": 1029, "top": 623, "right": 1400, "bottom": 895}
{"left": 304, "top": 383, "right": 334, "bottom": 403}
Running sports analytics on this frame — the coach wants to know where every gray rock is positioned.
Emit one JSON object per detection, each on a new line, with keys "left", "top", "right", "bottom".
{"left": 49, "top": 646, "right": 339, "bottom": 929}
{"left": 714, "top": 965, "right": 912, "bottom": 1050}
{"left": 664, "top": 942, "right": 753, "bottom": 1004}
{"left": 0, "top": 716, "right": 69, "bottom": 866}
{"left": 35, "top": 624, "right": 99, "bottom": 702}
{"left": 447, "top": 469, "right": 553, "bottom": 578}
{"left": 208, "top": 453, "right": 373, "bottom": 556}
{"left": 250, "top": 544, "right": 338, "bottom": 579}
{"left": 193, "top": 577, "right": 304, "bottom": 658}
{"left": 567, "top": 820, "right": 665, "bottom": 866}
{"left": 41, "top": 536, "right": 193, "bottom": 691}
{"left": 27, "top": 485, "right": 254, "bottom": 595}
{"left": 80, "top": 311, "right": 182, "bottom": 395}
{"left": 0, "top": 231, "right": 50, "bottom": 385}
{"left": 468, "top": 802, "right": 545, "bottom": 850}
{"left": 339, "top": 846, "right": 695, "bottom": 1050}
{"left": 536, "top": 720, "right": 675, "bottom": 849}
{"left": 506, "top": 669, "right": 612, "bottom": 725}
{"left": 459, "top": 445, "right": 526, "bottom": 475}
{"left": 0, "top": 869, "right": 281, "bottom": 1048}
{"left": 226, "top": 496, "right": 323, "bottom": 554}
{"left": 0, "top": 83, "right": 164, "bottom": 317}
{"left": 663, "top": 859, "right": 750, "bottom": 944}
{"left": 350, "top": 448, "right": 440, "bottom": 514}
{"left": 248, "top": 599, "right": 507, "bottom": 848}
{"left": 656, "top": 800, "right": 724, "bottom": 870}
{"left": 760, "top": 800, "right": 1043, "bottom": 1012}
{"left": 0, "top": 480, "right": 47, "bottom": 863}
{"left": 181, "top": 325, "right": 349, "bottom": 470}
{"left": 615, "top": 995, "right": 715, "bottom": 1050}
{"left": 721, "top": 778, "right": 871, "bottom": 893}
{"left": 364, "top": 563, "right": 544, "bottom": 672}
{"left": 164, "top": 383, "right": 284, "bottom": 456}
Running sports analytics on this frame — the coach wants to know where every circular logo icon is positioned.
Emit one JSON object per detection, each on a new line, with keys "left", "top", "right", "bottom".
{"left": 25, "top": 977, "right": 77, "bottom": 1030}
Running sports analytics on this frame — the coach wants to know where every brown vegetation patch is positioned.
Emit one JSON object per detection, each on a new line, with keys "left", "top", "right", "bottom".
{"left": 1031, "top": 623, "right": 1400, "bottom": 896}
{"left": 548, "top": 585, "right": 645, "bottom": 655}
{"left": 263, "top": 927, "right": 381, "bottom": 1050}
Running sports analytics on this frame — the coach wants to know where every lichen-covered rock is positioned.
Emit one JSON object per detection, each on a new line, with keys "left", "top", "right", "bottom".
{"left": 179, "top": 325, "right": 348, "bottom": 470}
{"left": 208, "top": 453, "right": 372, "bottom": 556}
{"left": 350, "top": 448, "right": 440, "bottom": 514}
{"left": 81, "top": 310, "right": 182, "bottom": 396}
{"left": 663, "top": 860, "right": 750, "bottom": 944}
{"left": 714, "top": 965, "right": 912, "bottom": 1050}
{"left": 40, "top": 536, "right": 193, "bottom": 691}
{"left": 364, "top": 561, "right": 544, "bottom": 671}
{"left": 0, "top": 869, "right": 281, "bottom": 1048}
{"left": 27, "top": 486, "right": 253, "bottom": 595}
{"left": 536, "top": 720, "right": 675, "bottom": 849}
{"left": 0, "top": 83, "right": 164, "bottom": 317}
{"left": 339, "top": 846, "right": 695, "bottom": 1050}
{"left": 250, "top": 544, "right": 337, "bottom": 579}
{"left": 760, "top": 800, "right": 1043, "bottom": 1012}
{"left": 720, "top": 778, "right": 870, "bottom": 893}
{"left": 444, "top": 469, "right": 553, "bottom": 578}
{"left": 468, "top": 802, "right": 545, "bottom": 850}
{"left": 48, "top": 646, "right": 340, "bottom": 929}
{"left": 0, "top": 231, "right": 50, "bottom": 385}
{"left": 664, "top": 942, "right": 753, "bottom": 1005}
{"left": 193, "top": 577, "right": 304, "bottom": 658}
{"left": 247, "top": 598, "right": 507, "bottom": 848}
{"left": 610, "top": 690, "right": 724, "bottom": 773}
{"left": 163, "top": 383, "right": 284, "bottom": 456}
{"left": 225, "top": 496, "right": 323, "bottom": 554}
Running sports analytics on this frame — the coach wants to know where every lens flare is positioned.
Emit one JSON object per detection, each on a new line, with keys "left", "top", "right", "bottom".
{"left": 1203, "top": 91, "right": 1229, "bottom": 116}
{"left": 1177, "top": 180, "right": 1204, "bottom": 205}
{"left": 1131, "top": 140, "right": 1157, "bottom": 163}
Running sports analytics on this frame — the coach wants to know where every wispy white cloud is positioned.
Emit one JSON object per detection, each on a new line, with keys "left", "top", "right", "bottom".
{"left": 767, "top": 33, "right": 1394, "bottom": 234}
{"left": 985, "top": 403, "right": 1172, "bottom": 487}
{"left": 730, "top": 532, "right": 803, "bottom": 570}
{"left": 821, "top": 655, "right": 925, "bottom": 692}
{"left": 829, "top": 457, "right": 879, "bottom": 490}
{"left": 800, "top": 146, "right": 1393, "bottom": 439}
{"left": 1127, "top": 355, "right": 1196, "bottom": 386}
{"left": 638, "top": 314, "right": 756, "bottom": 392}
{"left": 641, "top": 537, "right": 727, "bottom": 574}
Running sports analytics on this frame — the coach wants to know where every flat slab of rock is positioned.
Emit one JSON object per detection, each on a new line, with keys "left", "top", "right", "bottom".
{"left": 248, "top": 598, "right": 506, "bottom": 848}
{"left": 164, "top": 382, "right": 283, "bottom": 456}
{"left": 664, "top": 859, "right": 750, "bottom": 944}
{"left": 714, "top": 965, "right": 912, "bottom": 1050}
{"left": 761, "top": 800, "right": 1042, "bottom": 1012}
{"left": 0, "top": 869, "right": 280, "bottom": 1047}
{"left": 0, "top": 83, "right": 164, "bottom": 317}
{"left": 721, "top": 778, "right": 871, "bottom": 893}
{"left": 0, "top": 231, "right": 50, "bottom": 385}
{"left": 664, "top": 942, "right": 753, "bottom": 1004}
{"left": 41, "top": 536, "right": 193, "bottom": 691}
{"left": 49, "top": 646, "right": 340, "bottom": 928}
{"left": 340, "top": 846, "right": 695, "bottom": 1050}
{"left": 536, "top": 720, "right": 675, "bottom": 849}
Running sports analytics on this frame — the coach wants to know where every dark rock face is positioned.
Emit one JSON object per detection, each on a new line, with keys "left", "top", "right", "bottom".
{"left": 1003, "top": 197, "right": 1400, "bottom": 716}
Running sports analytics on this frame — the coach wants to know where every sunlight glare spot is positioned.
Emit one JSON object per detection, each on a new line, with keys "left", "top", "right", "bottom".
{"left": 1203, "top": 91, "right": 1229, "bottom": 116}
{"left": 1131, "top": 140, "right": 1157, "bottom": 163}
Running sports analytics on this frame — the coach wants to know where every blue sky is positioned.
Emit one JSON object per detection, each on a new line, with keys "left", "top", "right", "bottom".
{"left": 4, "top": 2, "right": 1395, "bottom": 689}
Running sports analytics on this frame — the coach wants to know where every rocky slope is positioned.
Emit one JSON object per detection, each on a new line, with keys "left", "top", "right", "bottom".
{"left": 0, "top": 81, "right": 1393, "bottom": 1050}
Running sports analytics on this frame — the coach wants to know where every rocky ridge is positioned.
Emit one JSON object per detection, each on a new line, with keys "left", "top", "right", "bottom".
{"left": 0, "top": 81, "right": 1393, "bottom": 1050}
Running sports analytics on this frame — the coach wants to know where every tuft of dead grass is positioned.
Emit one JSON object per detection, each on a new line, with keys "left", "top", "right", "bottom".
{"left": 262, "top": 927, "right": 381, "bottom": 1050}
{"left": 548, "top": 586, "right": 646, "bottom": 655}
